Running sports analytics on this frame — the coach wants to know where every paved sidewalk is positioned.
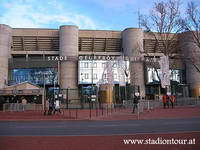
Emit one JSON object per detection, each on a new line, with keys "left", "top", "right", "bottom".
{"left": 93, "top": 106, "right": 200, "bottom": 121}
{"left": 1, "top": 131, "right": 199, "bottom": 150}
{"left": 0, "top": 110, "right": 82, "bottom": 121}
{"left": 0, "top": 106, "right": 200, "bottom": 121}
{"left": 1, "top": 106, "right": 200, "bottom": 150}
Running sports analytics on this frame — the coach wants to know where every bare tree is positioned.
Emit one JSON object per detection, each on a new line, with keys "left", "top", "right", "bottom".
{"left": 139, "top": 0, "right": 183, "bottom": 93}
{"left": 182, "top": 1, "right": 200, "bottom": 48}
{"left": 140, "top": 0, "right": 182, "bottom": 56}
{"left": 180, "top": 1, "right": 200, "bottom": 72}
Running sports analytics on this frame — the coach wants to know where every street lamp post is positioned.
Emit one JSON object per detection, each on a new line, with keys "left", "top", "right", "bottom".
{"left": 91, "top": 54, "right": 94, "bottom": 108}
{"left": 42, "top": 72, "right": 46, "bottom": 112}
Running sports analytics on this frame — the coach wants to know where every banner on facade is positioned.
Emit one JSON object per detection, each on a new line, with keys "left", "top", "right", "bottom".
{"left": 106, "top": 61, "right": 114, "bottom": 85}
{"left": 117, "top": 57, "right": 126, "bottom": 86}
{"left": 159, "top": 56, "right": 170, "bottom": 88}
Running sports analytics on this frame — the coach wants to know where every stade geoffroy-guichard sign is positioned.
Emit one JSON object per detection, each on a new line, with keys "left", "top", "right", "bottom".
{"left": 47, "top": 55, "right": 160, "bottom": 62}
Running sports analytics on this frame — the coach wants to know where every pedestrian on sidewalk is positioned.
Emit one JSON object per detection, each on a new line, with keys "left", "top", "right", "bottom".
{"left": 43, "top": 99, "right": 49, "bottom": 115}
{"left": 132, "top": 92, "right": 140, "bottom": 113}
{"left": 170, "top": 95, "right": 175, "bottom": 108}
{"left": 166, "top": 94, "right": 170, "bottom": 108}
{"left": 21, "top": 97, "right": 27, "bottom": 111}
{"left": 48, "top": 99, "right": 54, "bottom": 115}
{"left": 53, "top": 100, "right": 61, "bottom": 114}
{"left": 162, "top": 95, "right": 167, "bottom": 109}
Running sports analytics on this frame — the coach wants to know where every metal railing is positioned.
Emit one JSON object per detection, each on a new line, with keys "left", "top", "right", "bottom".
{"left": 175, "top": 97, "right": 200, "bottom": 106}
{"left": 60, "top": 103, "right": 122, "bottom": 120}
{"left": 3, "top": 103, "right": 43, "bottom": 112}
{"left": 2, "top": 97, "right": 199, "bottom": 120}
{"left": 123, "top": 100, "right": 161, "bottom": 111}
{"left": 59, "top": 101, "right": 161, "bottom": 120}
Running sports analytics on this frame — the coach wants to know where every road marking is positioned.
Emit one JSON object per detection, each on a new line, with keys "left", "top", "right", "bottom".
{"left": 88, "top": 124, "right": 140, "bottom": 127}
{"left": 163, "top": 121, "right": 200, "bottom": 125}
{"left": 2, "top": 131, "right": 200, "bottom": 137}
{"left": 14, "top": 125, "right": 69, "bottom": 129}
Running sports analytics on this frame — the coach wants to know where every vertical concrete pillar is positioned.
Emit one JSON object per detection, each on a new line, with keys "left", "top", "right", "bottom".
{"left": 0, "top": 24, "right": 12, "bottom": 89}
{"left": 180, "top": 32, "right": 200, "bottom": 97}
{"left": 122, "top": 28, "right": 145, "bottom": 97}
{"left": 59, "top": 25, "right": 78, "bottom": 89}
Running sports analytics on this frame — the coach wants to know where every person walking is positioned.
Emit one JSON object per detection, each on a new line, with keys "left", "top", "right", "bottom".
{"left": 44, "top": 99, "right": 49, "bottom": 115}
{"left": 162, "top": 95, "right": 167, "bottom": 109}
{"left": 132, "top": 92, "right": 140, "bottom": 113}
{"left": 166, "top": 94, "right": 170, "bottom": 108}
{"left": 21, "top": 97, "right": 27, "bottom": 111}
{"left": 170, "top": 95, "right": 175, "bottom": 108}
{"left": 53, "top": 99, "right": 61, "bottom": 114}
{"left": 48, "top": 99, "right": 54, "bottom": 115}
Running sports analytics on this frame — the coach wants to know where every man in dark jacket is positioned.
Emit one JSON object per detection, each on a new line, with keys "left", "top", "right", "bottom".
{"left": 132, "top": 92, "right": 140, "bottom": 113}
{"left": 48, "top": 99, "right": 54, "bottom": 115}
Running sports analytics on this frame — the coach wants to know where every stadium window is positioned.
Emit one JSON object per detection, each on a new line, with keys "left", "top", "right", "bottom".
{"left": 102, "top": 63, "right": 106, "bottom": 68}
{"left": 84, "top": 62, "right": 88, "bottom": 68}
{"left": 80, "top": 62, "right": 84, "bottom": 68}
{"left": 113, "top": 63, "right": 117, "bottom": 68}
{"left": 85, "top": 73, "right": 89, "bottom": 79}
{"left": 93, "top": 62, "right": 97, "bottom": 68}
{"left": 114, "top": 73, "right": 117, "bottom": 79}
{"left": 93, "top": 73, "right": 98, "bottom": 79}
{"left": 104, "top": 74, "right": 107, "bottom": 79}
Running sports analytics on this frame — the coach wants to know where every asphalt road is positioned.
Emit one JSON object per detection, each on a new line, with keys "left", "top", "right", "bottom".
{"left": 0, "top": 118, "right": 200, "bottom": 136}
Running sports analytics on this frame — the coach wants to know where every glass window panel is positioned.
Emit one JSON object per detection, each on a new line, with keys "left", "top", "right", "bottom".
{"left": 146, "top": 67, "right": 184, "bottom": 84}
{"left": 12, "top": 68, "right": 58, "bottom": 85}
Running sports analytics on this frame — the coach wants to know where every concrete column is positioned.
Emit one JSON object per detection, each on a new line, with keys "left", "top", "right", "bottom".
{"left": 122, "top": 28, "right": 145, "bottom": 97}
{"left": 59, "top": 25, "right": 78, "bottom": 89}
{"left": 180, "top": 32, "right": 200, "bottom": 97}
{"left": 0, "top": 24, "right": 12, "bottom": 89}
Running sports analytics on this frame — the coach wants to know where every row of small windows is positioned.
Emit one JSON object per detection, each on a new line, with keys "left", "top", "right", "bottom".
{"left": 80, "top": 62, "right": 117, "bottom": 68}
{"left": 81, "top": 73, "right": 118, "bottom": 80}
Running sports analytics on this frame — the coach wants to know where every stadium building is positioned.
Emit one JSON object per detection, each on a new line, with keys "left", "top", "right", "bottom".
{"left": 0, "top": 24, "right": 200, "bottom": 107}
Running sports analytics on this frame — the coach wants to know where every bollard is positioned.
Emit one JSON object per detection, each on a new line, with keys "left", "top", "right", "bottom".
{"left": 3, "top": 104, "right": 5, "bottom": 112}
{"left": 76, "top": 108, "right": 78, "bottom": 119}
{"left": 63, "top": 109, "right": 65, "bottom": 117}
{"left": 12, "top": 103, "right": 14, "bottom": 111}
{"left": 107, "top": 104, "right": 108, "bottom": 115}
{"left": 90, "top": 107, "right": 92, "bottom": 119}
{"left": 69, "top": 108, "right": 71, "bottom": 118}
{"left": 102, "top": 105, "right": 104, "bottom": 116}
{"left": 96, "top": 106, "right": 98, "bottom": 117}
{"left": 15, "top": 103, "right": 17, "bottom": 111}
{"left": 137, "top": 103, "right": 140, "bottom": 120}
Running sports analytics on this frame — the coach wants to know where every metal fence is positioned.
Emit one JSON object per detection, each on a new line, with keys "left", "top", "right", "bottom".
{"left": 122, "top": 97, "right": 200, "bottom": 114}
{"left": 3, "top": 103, "right": 43, "bottom": 112}
{"left": 59, "top": 100, "right": 162, "bottom": 120}
{"left": 175, "top": 97, "right": 200, "bottom": 106}
{"left": 123, "top": 100, "right": 161, "bottom": 112}
{"left": 2, "top": 97, "right": 200, "bottom": 120}
{"left": 60, "top": 103, "right": 124, "bottom": 120}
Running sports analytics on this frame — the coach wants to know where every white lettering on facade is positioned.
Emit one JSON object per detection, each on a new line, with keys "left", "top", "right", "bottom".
{"left": 47, "top": 55, "right": 158, "bottom": 62}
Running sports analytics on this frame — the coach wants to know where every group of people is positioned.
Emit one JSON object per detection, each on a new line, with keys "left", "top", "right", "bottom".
{"left": 131, "top": 92, "right": 176, "bottom": 113}
{"left": 44, "top": 99, "right": 62, "bottom": 115}
{"left": 162, "top": 94, "right": 175, "bottom": 109}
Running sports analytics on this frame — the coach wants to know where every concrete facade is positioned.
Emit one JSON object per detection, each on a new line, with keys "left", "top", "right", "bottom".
{"left": 122, "top": 28, "right": 145, "bottom": 97}
{"left": 0, "top": 24, "right": 12, "bottom": 89}
{"left": 59, "top": 25, "right": 79, "bottom": 89}
{"left": 180, "top": 32, "right": 200, "bottom": 97}
{"left": 0, "top": 24, "right": 200, "bottom": 97}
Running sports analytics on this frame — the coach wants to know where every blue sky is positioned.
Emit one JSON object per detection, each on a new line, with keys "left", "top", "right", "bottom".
{"left": 0, "top": 0, "right": 199, "bottom": 30}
